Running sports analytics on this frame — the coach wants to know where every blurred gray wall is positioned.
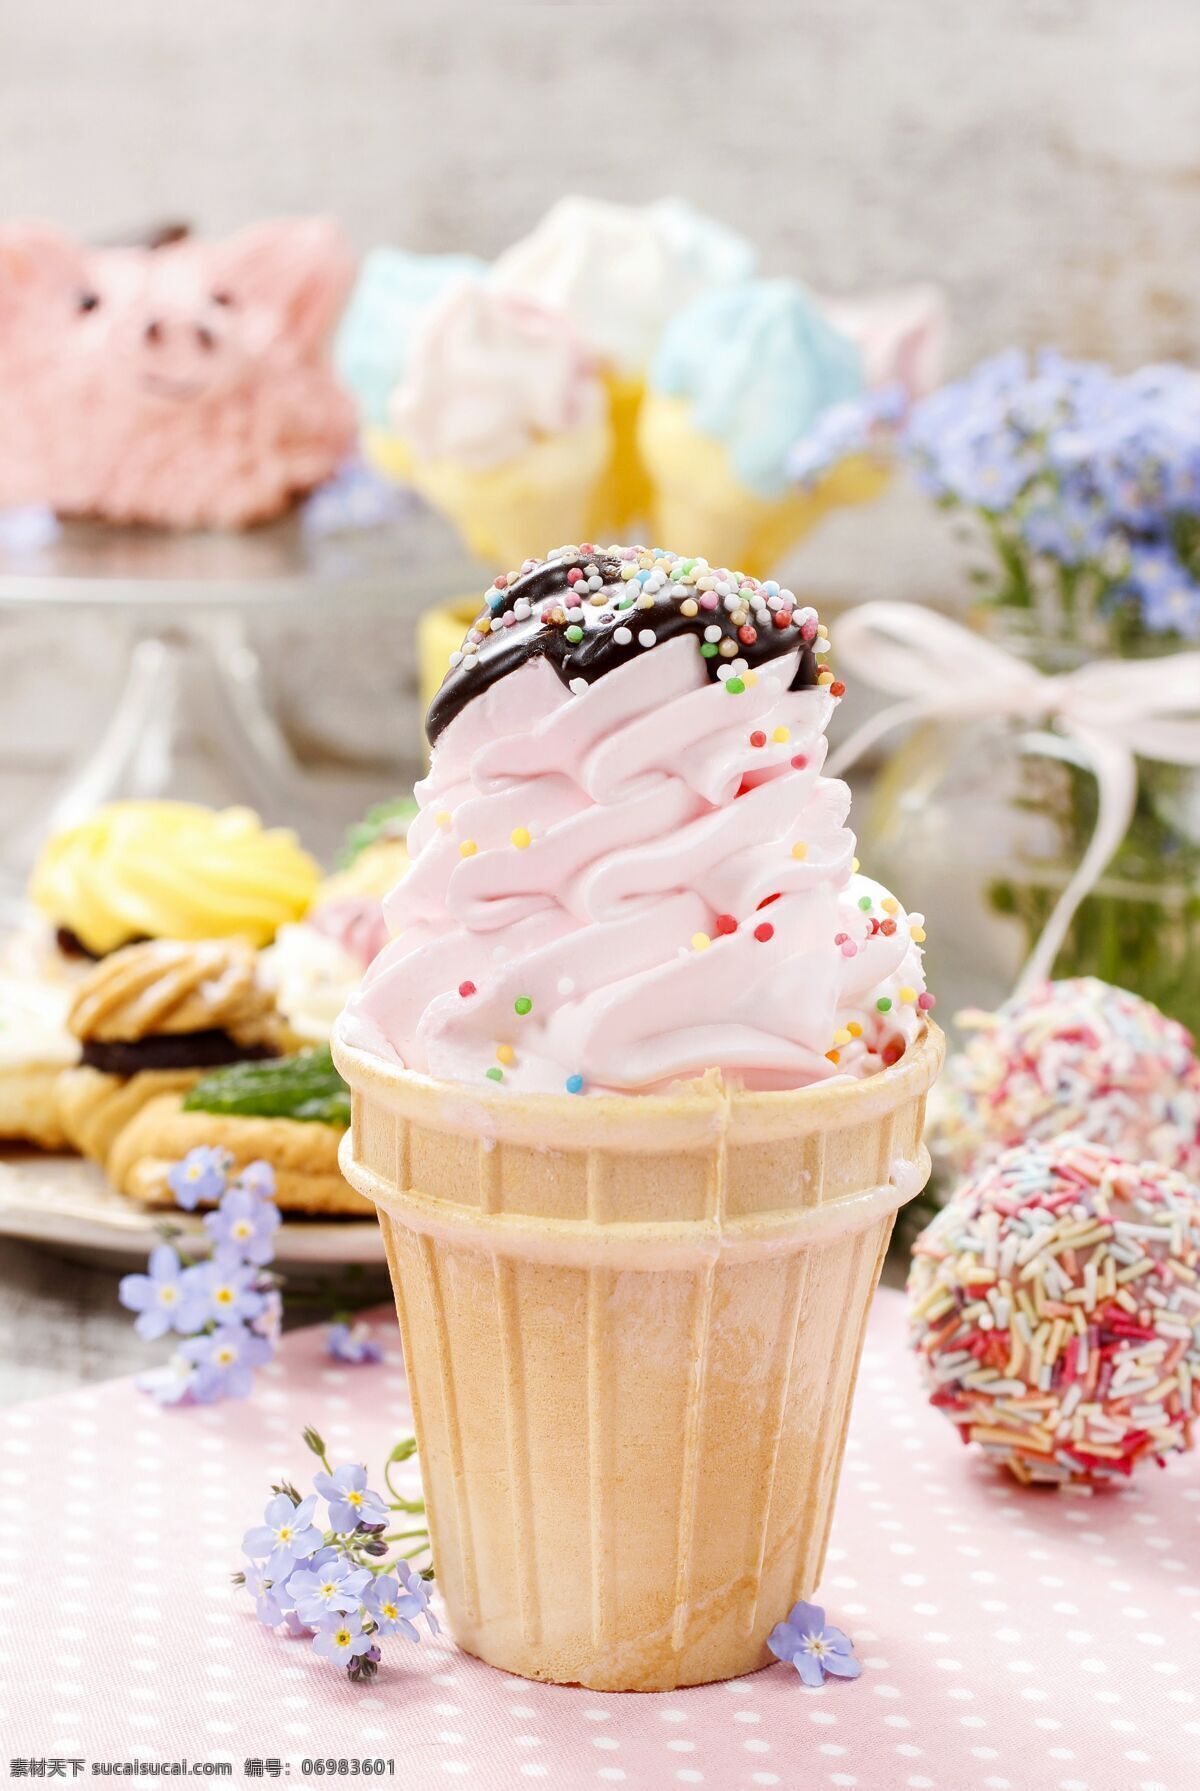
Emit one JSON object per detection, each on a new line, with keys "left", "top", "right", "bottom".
{"left": 4, "top": 0, "right": 1199, "bottom": 369}
{"left": 2, "top": 0, "right": 1199, "bottom": 821}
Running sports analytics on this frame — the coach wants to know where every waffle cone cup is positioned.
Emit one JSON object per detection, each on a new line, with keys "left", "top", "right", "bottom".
{"left": 333, "top": 1020, "right": 943, "bottom": 1691}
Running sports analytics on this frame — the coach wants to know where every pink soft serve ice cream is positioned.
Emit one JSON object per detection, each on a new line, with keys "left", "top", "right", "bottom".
{"left": 342, "top": 545, "right": 931, "bottom": 1094}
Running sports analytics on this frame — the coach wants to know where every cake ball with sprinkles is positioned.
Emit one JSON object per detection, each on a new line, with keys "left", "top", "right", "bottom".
{"left": 908, "top": 1137, "right": 1200, "bottom": 1487}
{"left": 928, "top": 978, "right": 1200, "bottom": 1185}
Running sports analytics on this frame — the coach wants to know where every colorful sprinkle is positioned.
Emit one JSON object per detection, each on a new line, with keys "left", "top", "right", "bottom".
{"left": 691, "top": 932, "right": 711, "bottom": 952}
{"left": 485, "top": 1067, "right": 504, "bottom": 1082}
{"left": 510, "top": 827, "right": 532, "bottom": 849}
{"left": 459, "top": 840, "right": 477, "bottom": 858}
{"left": 876, "top": 997, "right": 892, "bottom": 1012}
{"left": 791, "top": 842, "right": 808, "bottom": 861}
{"left": 715, "top": 914, "right": 738, "bottom": 936}
{"left": 725, "top": 677, "right": 746, "bottom": 695}
{"left": 932, "top": 978, "right": 1200, "bottom": 1182}
{"left": 773, "top": 727, "right": 791, "bottom": 744}
{"left": 514, "top": 996, "right": 533, "bottom": 1016}
{"left": 565, "top": 1073, "right": 584, "bottom": 1094}
{"left": 435, "top": 811, "right": 452, "bottom": 829}
{"left": 750, "top": 730, "right": 767, "bottom": 748}
{"left": 754, "top": 922, "right": 774, "bottom": 943}
{"left": 458, "top": 980, "right": 476, "bottom": 998}
{"left": 908, "top": 1138, "right": 1200, "bottom": 1487}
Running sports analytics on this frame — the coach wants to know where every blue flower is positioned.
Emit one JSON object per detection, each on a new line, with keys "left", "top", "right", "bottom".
{"left": 233, "top": 1160, "right": 277, "bottom": 1201}
{"left": 119, "top": 1244, "right": 208, "bottom": 1341}
{"left": 204, "top": 1186, "right": 281, "bottom": 1267}
{"left": 768, "top": 1601, "right": 862, "bottom": 1687}
{"left": 194, "top": 1253, "right": 268, "bottom": 1327}
{"left": 286, "top": 1555, "right": 371, "bottom": 1625}
{"left": 1121, "top": 543, "right": 1200, "bottom": 639}
{"left": 181, "top": 1323, "right": 273, "bottom": 1401}
{"left": 241, "top": 1559, "right": 284, "bottom": 1628}
{"left": 167, "top": 1146, "right": 231, "bottom": 1211}
{"left": 326, "top": 1322, "right": 383, "bottom": 1366}
{"left": 313, "top": 1610, "right": 374, "bottom": 1666}
{"left": 313, "top": 1463, "right": 389, "bottom": 1532}
{"left": 243, "top": 1493, "right": 324, "bottom": 1581}
{"left": 364, "top": 1564, "right": 438, "bottom": 1642}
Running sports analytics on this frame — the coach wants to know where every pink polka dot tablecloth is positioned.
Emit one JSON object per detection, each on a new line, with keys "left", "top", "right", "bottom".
{"left": 7, "top": 1287, "right": 1200, "bottom": 1791}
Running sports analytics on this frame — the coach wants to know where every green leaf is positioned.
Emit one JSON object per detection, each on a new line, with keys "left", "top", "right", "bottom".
{"left": 182, "top": 1047, "right": 350, "bottom": 1127}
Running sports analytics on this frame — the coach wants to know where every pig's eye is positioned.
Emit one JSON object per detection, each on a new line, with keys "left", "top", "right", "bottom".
{"left": 77, "top": 291, "right": 101, "bottom": 313}
{"left": 210, "top": 289, "right": 235, "bottom": 308}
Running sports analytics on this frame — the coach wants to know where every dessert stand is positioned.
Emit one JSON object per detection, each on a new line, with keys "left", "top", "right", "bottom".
{"left": 0, "top": 487, "right": 479, "bottom": 894}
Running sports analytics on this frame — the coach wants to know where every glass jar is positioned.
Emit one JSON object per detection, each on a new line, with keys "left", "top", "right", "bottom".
{"left": 856, "top": 613, "right": 1200, "bottom": 1038}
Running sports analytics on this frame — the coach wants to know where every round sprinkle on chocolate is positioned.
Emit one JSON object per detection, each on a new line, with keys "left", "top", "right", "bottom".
{"left": 426, "top": 546, "right": 824, "bottom": 744}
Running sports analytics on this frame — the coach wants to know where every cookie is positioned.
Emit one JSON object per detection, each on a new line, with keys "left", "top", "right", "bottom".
{"left": 107, "top": 1094, "right": 368, "bottom": 1217}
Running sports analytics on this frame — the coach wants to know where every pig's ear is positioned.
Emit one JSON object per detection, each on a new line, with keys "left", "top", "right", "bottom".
{"left": 209, "top": 217, "right": 355, "bottom": 352}
{"left": 0, "top": 221, "right": 89, "bottom": 312}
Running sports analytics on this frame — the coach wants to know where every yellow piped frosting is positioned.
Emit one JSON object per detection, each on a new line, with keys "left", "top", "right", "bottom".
{"left": 31, "top": 802, "right": 320, "bottom": 955}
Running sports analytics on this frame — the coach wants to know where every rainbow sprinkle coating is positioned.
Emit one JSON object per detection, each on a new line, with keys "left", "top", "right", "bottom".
{"left": 908, "top": 1137, "right": 1200, "bottom": 1487}
{"left": 929, "top": 977, "right": 1200, "bottom": 1183}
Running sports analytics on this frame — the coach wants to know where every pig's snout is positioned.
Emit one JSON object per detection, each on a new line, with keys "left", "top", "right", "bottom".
{"left": 131, "top": 307, "right": 232, "bottom": 400}
{"left": 141, "top": 315, "right": 220, "bottom": 354}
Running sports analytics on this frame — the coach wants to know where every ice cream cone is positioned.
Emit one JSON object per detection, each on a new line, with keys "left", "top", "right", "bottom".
{"left": 405, "top": 417, "right": 611, "bottom": 572}
{"left": 640, "top": 392, "right": 888, "bottom": 578}
{"left": 333, "top": 1019, "right": 943, "bottom": 1691}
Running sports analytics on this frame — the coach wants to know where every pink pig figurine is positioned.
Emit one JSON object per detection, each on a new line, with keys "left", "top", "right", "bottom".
{"left": 0, "top": 216, "right": 357, "bottom": 530}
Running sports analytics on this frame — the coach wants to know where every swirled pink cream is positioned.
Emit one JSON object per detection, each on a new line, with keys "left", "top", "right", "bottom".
{"left": 342, "top": 547, "right": 930, "bottom": 1094}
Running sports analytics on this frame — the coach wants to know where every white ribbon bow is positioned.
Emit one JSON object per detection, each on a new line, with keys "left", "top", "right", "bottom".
{"left": 828, "top": 601, "right": 1200, "bottom": 991}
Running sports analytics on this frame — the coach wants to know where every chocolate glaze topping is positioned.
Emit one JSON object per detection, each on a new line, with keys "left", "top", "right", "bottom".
{"left": 426, "top": 547, "right": 822, "bottom": 745}
{"left": 82, "top": 1030, "right": 279, "bottom": 1077}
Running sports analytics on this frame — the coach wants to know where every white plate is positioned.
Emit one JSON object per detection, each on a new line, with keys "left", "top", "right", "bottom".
{"left": 0, "top": 1149, "right": 386, "bottom": 1268}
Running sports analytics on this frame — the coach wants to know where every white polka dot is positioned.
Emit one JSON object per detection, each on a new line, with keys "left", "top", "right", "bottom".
{"left": 742, "top": 1738, "right": 771, "bottom": 1753}
{"left": 593, "top": 1737, "right": 620, "bottom": 1751}
{"left": 665, "top": 1740, "right": 695, "bottom": 1753}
